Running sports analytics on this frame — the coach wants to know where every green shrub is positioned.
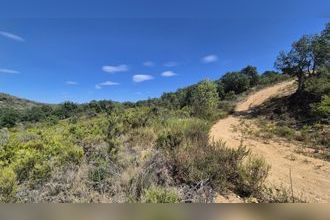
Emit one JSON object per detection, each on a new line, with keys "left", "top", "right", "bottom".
{"left": 29, "top": 163, "right": 51, "bottom": 186}
{"left": 273, "top": 126, "right": 295, "bottom": 138}
{"left": 221, "top": 72, "right": 250, "bottom": 94}
{"left": 259, "top": 71, "right": 289, "bottom": 85}
{"left": 0, "top": 128, "right": 10, "bottom": 147}
{"left": 237, "top": 157, "right": 270, "bottom": 196}
{"left": 311, "top": 95, "right": 330, "bottom": 118}
{"left": 191, "top": 80, "right": 219, "bottom": 119}
{"left": 13, "top": 149, "right": 38, "bottom": 182}
{"left": 0, "top": 167, "right": 17, "bottom": 202}
{"left": 63, "top": 146, "right": 84, "bottom": 165}
{"left": 156, "top": 129, "right": 184, "bottom": 151}
{"left": 107, "top": 112, "right": 124, "bottom": 157}
{"left": 183, "top": 143, "right": 250, "bottom": 191}
{"left": 241, "top": 65, "right": 259, "bottom": 87}
{"left": 0, "top": 108, "right": 21, "bottom": 128}
{"left": 122, "top": 107, "right": 151, "bottom": 129}
{"left": 142, "top": 186, "right": 180, "bottom": 203}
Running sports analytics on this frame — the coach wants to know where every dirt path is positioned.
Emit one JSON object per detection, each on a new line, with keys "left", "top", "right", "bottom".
{"left": 210, "top": 81, "right": 330, "bottom": 202}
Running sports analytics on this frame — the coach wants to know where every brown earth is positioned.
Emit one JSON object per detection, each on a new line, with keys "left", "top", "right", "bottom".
{"left": 210, "top": 81, "right": 330, "bottom": 203}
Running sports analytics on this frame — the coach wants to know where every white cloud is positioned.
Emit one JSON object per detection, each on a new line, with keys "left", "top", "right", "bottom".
{"left": 0, "top": 31, "right": 25, "bottom": 42}
{"left": 99, "top": 81, "right": 119, "bottom": 86}
{"left": 202, "top": 54, "right": 218, "bottom": 63}
{"left": 95, "top": 80, "right": 119, "bottom": 89}
{"left": 65, "top": 81, "right": 78, "bottom": 85}
{"left": 0, "top": 68, "right": 20, "bottom": 74}
{"left": 133, "top": 74, "right": 154, "bottom": 83}
{"left": 102, "top": 64, "right": 128, "bottom": 73}
{"left": 163, "top": 61, "right": 178, "bottom": 67}
{"left": 161, "top": 71, "right": 176, "bottom": 77}
{"left": 143, "top": 61, "right": 155, "bottom": 67}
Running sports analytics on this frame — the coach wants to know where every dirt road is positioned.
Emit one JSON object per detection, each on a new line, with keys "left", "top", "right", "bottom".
{"left": 210, "top": 81, "right": 330, "bottom": 202}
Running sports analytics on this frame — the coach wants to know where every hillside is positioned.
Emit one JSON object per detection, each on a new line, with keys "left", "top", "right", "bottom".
{"left": 0, "top": 93, "right": 42, "bottom": 110}
{"left": 211, "top": 81, "right": 330, "bottom": 202}
{"left": 0, "top": 23, "right": 328, "bottom": 203}
{"left": 0, "top": 72, "right": 293, "bottom": 203}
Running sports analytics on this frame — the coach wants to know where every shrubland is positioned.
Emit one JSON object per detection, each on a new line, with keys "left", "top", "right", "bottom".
{"left": 0, "top": 22, "right": 328, "bottom": 203}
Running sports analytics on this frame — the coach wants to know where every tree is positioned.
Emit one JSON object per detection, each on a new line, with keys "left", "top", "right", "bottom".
{"left": 241, "top": 65, "right": 259, "bottom": 86}
{"left": 54, "top": 102, "right": 79, "bottom": 119}
{"left": 191, "top": 80, "right": 219, "bottom": 118}
{"left": 221, "top": 72, "right": 250, "bottom": 94}
{"left": 0, "top": 108, "right": 20, "bottom": 128}
{"left": 275, "top": 23, "right": 330, "bottom": 93}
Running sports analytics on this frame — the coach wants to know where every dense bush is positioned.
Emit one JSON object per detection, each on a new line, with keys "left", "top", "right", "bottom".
{"left": 0, "top": 167, "right": 17, "bottom": 202}
{"left": 155, "top": 118, "right": 269, "bottom": 197}
{"left": 241, "top": 65, "right": 260, "bottom": 87}
{"left": 54, "top": 102, "right": 79, "bottom": 119}
{"left": 259, "top": 71, "right": 289, "bottom": 85}
{"left": 311, "top": 95, "right": 330, "bottom": 118}
{"left": 191, "top": 80, "right": 219, "bottom": 119}
{"left": 237, "top": 157, "right": 270, "bottom": 196}
{"left": 220, "top": 72, "right": 251, "bottom": 94}
{"left": 0, "top": 108, "right": 21, "bottom": 128}
{"left": 22, "top": 105, "right": 54, "bottom": 123}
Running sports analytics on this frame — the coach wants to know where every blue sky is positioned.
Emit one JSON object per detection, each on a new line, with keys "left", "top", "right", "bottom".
{"left": 0, "top": 1, "right": 329, "bottom": 103}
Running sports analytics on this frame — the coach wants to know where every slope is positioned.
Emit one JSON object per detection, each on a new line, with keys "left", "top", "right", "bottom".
{"left": 210, "top": 81, "right": 330, "bottom": 202}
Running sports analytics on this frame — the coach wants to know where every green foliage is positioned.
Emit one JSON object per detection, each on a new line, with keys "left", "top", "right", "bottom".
{"left": 312, "top": 95, "right": 330, "bottom": 117}
{"left": 0, "top": 108, "right": 21, "bottom": 128}
{"left": 241, "top": 65, "right": 259, "bottom": 87}
{"left": 237, "top": 157, "right": 270, "bottom": 196}
{"left": 305, "top": 72, "right": 330, "bottom": 97}
{"left": 0, "top": 93, "right": 40, "bottom": 110}
{"left": 107, "top": 112, "right": 124, "bottom": 157}
{"left": 155, "top": 118, "right": 269, "bottom": 197}
{"left": 22, "top": 105, "right": 54, "bottom": 123}
{"left": 142, "top": 186, "right": 180, "bottom": 203}
{"left": 122, "top": 107, "right": 152, "bottom": 129}
{"left": 0, "top": 167, "right": 17, "bottom": 202}
{"left": 0, "top": 128, "right": 10, "bottom": 147}
{"left": 54, "top": 102, "right": 79, "bottom": 119}
{"left": 273, "top": 125, "right": 295, "bottom": 138}
{"left": 259, "top": 71, "right": 289, "bottom": 85}
{"left": 221, "top": 72, "right": 250, "bottom": 94}
{"left": 275, "top": 23, "right": 330, "bottom": 93}
{"left": 191, "top": 80, "right": 219, "bottom": 119}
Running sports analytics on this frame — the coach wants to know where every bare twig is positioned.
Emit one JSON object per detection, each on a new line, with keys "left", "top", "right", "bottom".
{"left": 289, "top": 167, "right": 295, "bottom": 203}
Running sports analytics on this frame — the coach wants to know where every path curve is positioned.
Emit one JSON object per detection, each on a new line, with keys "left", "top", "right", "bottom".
{"left": 210, "top": 81, "right": 330, "bottom": 202}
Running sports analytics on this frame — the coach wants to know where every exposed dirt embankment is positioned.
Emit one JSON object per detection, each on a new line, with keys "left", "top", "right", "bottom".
{"left": 210, "top": 81, "right": 330, "bottom": 202}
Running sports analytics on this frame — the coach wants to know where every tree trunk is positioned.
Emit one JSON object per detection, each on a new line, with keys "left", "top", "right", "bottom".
{"left": 297, "top": 75, "right": 305, "bottom": 94}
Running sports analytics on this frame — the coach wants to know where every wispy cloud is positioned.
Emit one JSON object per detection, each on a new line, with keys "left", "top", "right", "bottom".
{"left": 65, "top": 81, "right": 78, "bottom": 85}
{"left": 95, "top": 85, "right": 102, "bottom": 90}
{"left": 0, "top": 68, "right": 20, "bottom": 74}
{"left": 161, "top": 71, "right": 176, "bottom": 77}
{"left": 95, "top": 80, "right": 120, "bottom": 89}
{"left": 143, "top": 61, "right": 155, "bottom": 67}
{"left": 133, "top": 74, "right": 154, "bottom": 83}
{"left": 102, "top": 64, "right": 128, "bottom": 74}
{"left": 163, "top": 61, "right": 178, "bottom": 67}
{"left": 0, "top": 31, "right": 25, "bottom": 42}
{"left": 202, "top": 54, "right": 218, "bottom": 63}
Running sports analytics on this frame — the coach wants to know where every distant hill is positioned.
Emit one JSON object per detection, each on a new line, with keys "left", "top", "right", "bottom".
{"left": 0, "top": 92, "right": 43, "bottom": 110}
